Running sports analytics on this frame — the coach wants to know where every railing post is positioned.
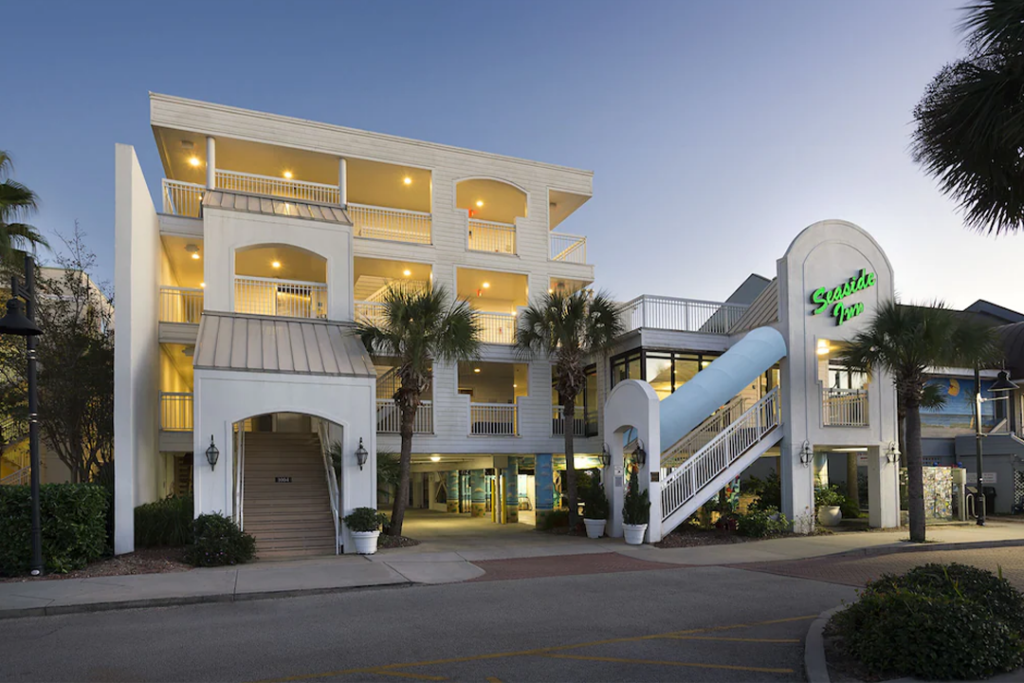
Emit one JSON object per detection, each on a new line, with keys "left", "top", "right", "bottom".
{"left": 338, "top": 157, "right": 347, "bottom": 205}
{"left": 206, "top": 136, "right": 216, "bottom": 190}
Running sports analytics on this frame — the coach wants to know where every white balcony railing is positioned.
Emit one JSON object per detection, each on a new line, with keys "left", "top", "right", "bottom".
{"left": 822, "top": 387, "right": 869, "bottom": 427}
{"left": 161, "top": 392, "right": 193, "bottom": 431}
{"left": 162, "top": 179, "right": 204, "bottom": 218}
{"left": 355, "top": 300, "right": 387, "bottom": 327}
{"left": 235, "top": 276, "right": 327, "bottom": 319}
{"left": 348, "top": 203, "right": 432, "bottom": 245}
{"left": 468, "top": 219, "right": 516, "bottom": 255}
{"left": 216, "top": 169, "right": 340, "bottom": 205}
{"left": 471, "top": 403, "right": 518, "bottom": 436}
{"left": 160, "top": 287, "right": 204, "bottom": 324}
{"left": 475, "top": 311, "right": 517, "bottom": 345}
{"left": 618, "top": 295, "right": 748, "bottom": 335}
{"left": 550, "top": 233, "right": 587, "bottom": 264}
{"left": 552, "top": 405, "right": 586, "bottom": 437}
{"left": 376, "top": 399, "right": 433, "bottom": 434}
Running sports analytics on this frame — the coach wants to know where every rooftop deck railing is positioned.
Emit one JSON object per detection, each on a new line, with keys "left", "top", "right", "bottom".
{"left": 162, "top": 179, "right": 204, "bottom": 218}
{"left": 618, "top": 295, "right": 748, "bottom": 335}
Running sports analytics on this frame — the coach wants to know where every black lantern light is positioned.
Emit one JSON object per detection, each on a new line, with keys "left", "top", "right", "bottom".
{"left": 886, "top": 441, "right": 900, "bottom": 464}
{"left": 355, "top": 438, "right": 369, "bottom": 470}
{"left": 0, "top": 298, "right": 42, "bottom": 336}
{"left": 990, "top": 370, "right": 1019, "bottom": 394}
{"left": 205, "top": 435, "right": 219, "bottom": 471}
{"left": 599, "top": 443, "right": 611, "bottom": 468}
{"left": 634, "top": 439, "right": 647, "bottom": 468}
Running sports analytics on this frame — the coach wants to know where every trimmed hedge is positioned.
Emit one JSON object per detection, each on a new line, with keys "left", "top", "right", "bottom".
{"left": 184, "top": 513, "right": 256, "bottom": 567}
{"left": 135, "top": 495, "right": 194, "bottom": 548}
{"left": 831, "top": 563, "right": 1024, "bottom": 680}
{"left": 0, "top": 484, "right": 109, "bottom": 576}
{"left": 736, "top": 506, "right": 789, "bottom": 538}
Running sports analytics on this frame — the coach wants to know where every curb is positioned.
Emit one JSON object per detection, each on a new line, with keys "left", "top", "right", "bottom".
{"left": 0, "top": 581, "right": 414, "bottom": 621}
{"left": 734, "top": 537, "right": 1024, "bottom": 568}
{"left": 805, "top": 605, "right": 844, "bottom": 683}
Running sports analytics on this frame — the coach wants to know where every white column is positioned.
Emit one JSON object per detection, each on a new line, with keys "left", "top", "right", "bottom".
{"left": 604, "top": 436, "right": 625, "bottom": 538}
{"left": 206, "top": 136, "right": 216, "bottom": 190}
{"left": 867, "top": 444, "right": 899, "bottom": 528}
{"left": 338, "top": 157, "right": 347, "bottom": 205}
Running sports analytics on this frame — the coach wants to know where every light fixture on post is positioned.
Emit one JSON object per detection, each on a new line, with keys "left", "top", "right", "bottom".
{"left": 973, "top": 368, "right": 1018, "bottom": 526}
{"left": 600, "top": 444, "right": 612, "bottom": 469}
{"left": 355, "top": 438, "right": 369, "bottom": 470}
{"left": 205, "top": 435, "right": 219, "bottom": 471}
{"left": 634, "top": 439, "right": 647, "bottom": 468}
{"left": 886, "top": 441, "right": 900, "bottom": 464}
{"left": 799, "top": 441, "right": 813, "bottom": 467}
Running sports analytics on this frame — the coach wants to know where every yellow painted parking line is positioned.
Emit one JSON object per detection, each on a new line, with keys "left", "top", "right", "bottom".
{"left": 486, "top": 678, "right": 504, "bottom": 683}
{"left": 540, "top": 653, "right": 794, "bottom": 675}
{"left": 367, "top": 671, "right": 448, "bottom": 681}
{"left": 663, "top": 636, "right": 801, "bottom": 643}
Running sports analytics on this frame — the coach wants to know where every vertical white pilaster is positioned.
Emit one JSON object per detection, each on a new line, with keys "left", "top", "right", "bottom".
{"left": 867, "top": 445, "right": 899, "bottom": 528}
{"left": 338, "top": 157, "right": 347, "bottom": 205}
{"left": 206, "top": 136, "right": 216, "bottom": 190}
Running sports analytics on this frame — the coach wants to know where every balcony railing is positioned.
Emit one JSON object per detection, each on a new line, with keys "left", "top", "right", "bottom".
{"left": 161, "top": 392, "right": 193, "bottom": 431}
{"left": 216, "top": 169, "right": 340, "bottom": 205}
{"left": 822, "top": 388, "right": 869, "bottom": 427}
{"left": 619, "top": 295, "right": 748, "bottom": 335}
{"left": 552, "top": 405, "right": 586, "bottom": 437}
{"left": 468, "top": 219, "right": 516, "bottom": 255}
{"left": 471, "top": 403, "right": 518, "bottom": 436}
{"left": 349, "top": 203, "right": 432, "bottom": 245}
{"left": 475, "top": 311, "right": 517, "bottom": 345}
{"left": 160, "top": 287, "right": 204, "bottom": 324}
{"left": 162, "top": 179, "right": 204, "bottom": 218}
{"left": 235, "top": 276, "right": 327, "bottom": 319}
{"left": 355, "top": 300, "right": 386, "bottom": 327}
{"left": 376, "top": 399, "right": 433, "bottom": 434}
{"left": 550, "top": 233, "right": 587, "bottom": 264}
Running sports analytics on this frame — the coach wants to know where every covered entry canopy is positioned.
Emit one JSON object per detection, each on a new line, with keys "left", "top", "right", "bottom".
{"left": 194, "top": 312, "right": 375, "bottom": 377}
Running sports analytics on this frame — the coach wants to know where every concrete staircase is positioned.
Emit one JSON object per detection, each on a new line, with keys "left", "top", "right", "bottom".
{"left": 242, "top": 432, "right": 337, "bottom": 559}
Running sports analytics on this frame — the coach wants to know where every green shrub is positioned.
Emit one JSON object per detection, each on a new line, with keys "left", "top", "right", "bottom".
{"left": 542, "top": 509, "right": 570, "bottom": 530}
{"left": 831, "top": 564, "right": 1024, "bottom": 680}
{"left": 747, "top": 471, "right": 781, "bottom": 511}
{"left": 581, "top": 475, "right": 609, "bottom": 519}
{"left": 622, "top": 469, "right": 650, "bottom": 526}
{"left": 343, "top": 507, "right": 387, "bottom": 532}
{"left": 839, "top": 495, "right": 861, "bottom": 519}
{"left": 184, "top": 513, "right": 256, "bottom": 567}
{"left": 0, "top": 484, "right": 109, "bottom": 576}
{"left": 736, "top": 506, "right": 789, "bottom": 538}
{"left": 135, "top": 495, "right": 193, "bottom": 548}
{"left": 814, "top": 485, "right": 845, "bottom": 508}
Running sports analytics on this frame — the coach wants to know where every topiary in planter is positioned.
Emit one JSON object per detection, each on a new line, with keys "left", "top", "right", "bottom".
{"left": 830, "top": 563, "right": 1024, "bottom": 680}
{"left": 184, "top": 513, "right": 256, "bottom": 567}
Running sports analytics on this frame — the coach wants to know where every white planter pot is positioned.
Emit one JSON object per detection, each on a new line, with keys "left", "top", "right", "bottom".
{"left": 350, "top": 530, "right": 380, "bottom": 554}
{"left": 583, "top": 518, "right": 606, "bottom": 539}
{"left": 623, "top": 523, "right": 648, "bottom": 545}
{"left": 817, "top": 506, "right": 842, "bottom": 527}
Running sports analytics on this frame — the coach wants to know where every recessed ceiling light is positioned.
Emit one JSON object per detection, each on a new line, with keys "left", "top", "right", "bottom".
{"left": 272, "top": 261, "right": 281, "bottom": 269}
{"left": 474, "top": 368, "right": 481, "bottom": 373}
{"left": 283, "top": 171, "right": 293, "bottom": 179}
{"left": 430, "top": 455, "right": 441, "bottom": 462}
{"left": 403, "top": 176, "right": 413, "bottom": 185}
{"left": 200, "top": 282, "right": 205, "bottom": 288}
{"left": 188, "top": 156, "right": 202, "bottom": 168}
{"left": 403, "top": 269, "right": 412, "bottom": 277}
{"left": 482, "top": 282, "right": 490, "bottom": 289}
{"left": 192, "top": 252, "right": 200, "bottom": 260}
{"left": 476, "top": 200, "right": 484, "bottom": 208}
{"left": 186, "top": 244, "right": 200, "bottom": 260}
{"left": 513, "top": 383, "right": 517, "bottom": 388}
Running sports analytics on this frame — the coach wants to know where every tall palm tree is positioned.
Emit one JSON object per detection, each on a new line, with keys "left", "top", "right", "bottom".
{"left": 839, "top": 300, "right": 1000, "bottom": 542}
{"left": 516, "top": 290, "right": 623, "bottom": 530}
{"left": 0, "top": 151, "right": 48, "bottom": 260}
{"left": 911, "top": 0, "right": 1024, "bottom": 234}
{"left": 357, "top": 284, "right": 480, "bottom": 536}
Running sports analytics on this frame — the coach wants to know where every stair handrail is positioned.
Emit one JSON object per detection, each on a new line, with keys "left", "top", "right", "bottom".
{"left": 0, "top": 465, "right": 30, "bottom": 486}
{"left": 661, "top": 387, "right": 780, "bottom": 521}
{"left": 317, "top": 421, "right": 341, "bottom": 555}
{"left": 661, "top": 394, "right": 748, "bottom": 468}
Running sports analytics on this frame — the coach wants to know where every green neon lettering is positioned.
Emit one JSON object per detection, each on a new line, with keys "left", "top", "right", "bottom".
{"left": 811, "top": 288, "right": 829, "bottom": 315}
{"left": 810, "top": 269, "right": 876, "bottom": 325}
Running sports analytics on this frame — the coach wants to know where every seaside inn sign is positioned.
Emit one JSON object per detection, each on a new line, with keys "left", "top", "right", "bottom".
{"left": 810, "top": 269, "right": 876, "bottom": 326}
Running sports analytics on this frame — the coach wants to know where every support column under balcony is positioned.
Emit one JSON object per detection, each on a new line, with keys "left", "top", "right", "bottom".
{"left": 339, "top": 157, "right": 347, "bottom": 205}
{"left": 206, "top": 136, "right": 216, "bottom": 190}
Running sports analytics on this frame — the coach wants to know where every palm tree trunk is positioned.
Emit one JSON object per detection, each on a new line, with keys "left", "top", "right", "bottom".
{"left": 905, "top": 401, "right": 926, "bottom": 542}
{"left": 390, "top": 399, "right": 418, "bottom": 536}
{"left": 562, "top": 396, "right": 578, "bottom": 530}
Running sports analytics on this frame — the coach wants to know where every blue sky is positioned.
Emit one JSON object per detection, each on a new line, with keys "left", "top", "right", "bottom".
{"left": 4, "top": 0, "right": 1017, "bottom": 310}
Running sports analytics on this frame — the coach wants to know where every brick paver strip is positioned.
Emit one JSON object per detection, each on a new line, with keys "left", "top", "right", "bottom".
{"left": 470, "top": 552, "right": 678, "bottom": 582}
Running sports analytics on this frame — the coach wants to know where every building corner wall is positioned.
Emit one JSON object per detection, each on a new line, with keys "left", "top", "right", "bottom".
{"left": 113, "top": 143, "right": 161, "bottom": 554}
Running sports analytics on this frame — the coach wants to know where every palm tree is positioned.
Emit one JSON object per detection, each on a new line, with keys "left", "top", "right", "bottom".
{"left": 357, "top": 284, "right": 480, "bottom": 536}
{"left": 839, "top": 300, "right": 1000, "bottom": 542}
{"left": 516, "top": 290, "right": 623, "bottom": 530}
{"left": 911, "top": 1, "right": 1024, "bottom": 234}
{"left": 0, "top": 151, "right": 48, "bottom": 260}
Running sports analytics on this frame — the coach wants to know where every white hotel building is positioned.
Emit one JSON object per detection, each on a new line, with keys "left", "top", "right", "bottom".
{"left": 114, "top": 94, "right": 902, "bottom": 556}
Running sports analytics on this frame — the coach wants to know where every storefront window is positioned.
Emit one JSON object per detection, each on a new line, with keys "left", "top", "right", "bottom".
{"left": 610, "top": 348, "right": 720, "bottom": 394}
{"left": 646, "top": 354, "right": 673, "bottom": 400}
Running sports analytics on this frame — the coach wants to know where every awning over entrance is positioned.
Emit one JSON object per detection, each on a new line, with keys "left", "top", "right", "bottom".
{"left": 194, "top": 312, "right": 375, "bottom": 377}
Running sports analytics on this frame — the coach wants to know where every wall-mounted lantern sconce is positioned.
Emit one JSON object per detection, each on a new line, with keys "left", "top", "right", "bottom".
{"left": 799, "top": 441, "right": 813, "bottom": 467}
{"left": 206, "top": 435, "right": 220, "bottom": 471}
{"left": 355, "top": 438, "right": 369, "bottom": 470}
{"left": 634, "top": 439, "right": 647, "bottom": 468}
{"left": 599, "top": 444, "right": 611, "bottom": 468}
{"left": 886, "top": 441, "right": 900, "bottom": 464}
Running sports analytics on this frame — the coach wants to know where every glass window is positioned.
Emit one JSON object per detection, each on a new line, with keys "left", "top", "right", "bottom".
{"left": 674, "top": 357, "right": 700, "bottom": 391}
{"left": 646, "top": 354, "right": 673, "bottom": 400}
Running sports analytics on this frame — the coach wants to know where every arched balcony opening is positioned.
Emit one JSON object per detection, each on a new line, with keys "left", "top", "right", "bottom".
{"left": 234, "top": 244, "right": 328, "bottom": 319}
{"left": 456, "top": 178, "right": 527, "bottom": 256}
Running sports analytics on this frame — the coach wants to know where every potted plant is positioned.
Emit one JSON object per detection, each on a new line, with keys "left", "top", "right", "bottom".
{"left": 815, "top": 485, "right": 844, "bottom": 527}
{"left": 622, "top": 469, "right": 651, "bottom": 545}
{"left": 582, "top": 480, "right": 609, "bottom": 539}
{"left": 343, "top": 507, "right": 386, "bottom": 554}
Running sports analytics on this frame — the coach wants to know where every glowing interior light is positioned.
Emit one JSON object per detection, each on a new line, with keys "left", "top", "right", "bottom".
{"left": 482, "top": 282, "right": 490, "bottom": 289}
{"left": 188, "top": 156, "right": 202, "bottom": 168}
{"left": 476, "top": 200, "right": 484, "bottom": 207}
{"left": 283, "top": 171, "right": 293, "bottom": 179}
{"left": 817, "top": 339, "right": 830, "bottom": 356}
{"left": 403, "top": 269, "right": 412, "bottom": 277}
{"left": 200, "top": 282, "right": 206, "bottom": 288}
{"left": 430, "top": 455, "right": 441, "bottom": 462}
{"left": 272, "top": 261, "right": 282, "bottom": 269}
{"left": 474, "top": 368, "right": 481, "bottom": 373}
{"left": 403, "top": 177, "right": 413, "bottom": 185}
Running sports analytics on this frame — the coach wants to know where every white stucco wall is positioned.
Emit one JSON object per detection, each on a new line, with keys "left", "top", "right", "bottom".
{"left": 114, "top": 144, "right": 162, "bottom": 554}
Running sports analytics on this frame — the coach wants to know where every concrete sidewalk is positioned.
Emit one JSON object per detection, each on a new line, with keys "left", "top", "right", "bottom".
{"left": 3, "top": 522, "right": 1023, "bottom": 619}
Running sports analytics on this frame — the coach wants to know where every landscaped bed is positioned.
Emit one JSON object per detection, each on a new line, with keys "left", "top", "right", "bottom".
{"left": 0, "top": 547, "right": 191, "bottom": 582}
{"left": 376, "top": 534, "right": 420, "bottom": 549}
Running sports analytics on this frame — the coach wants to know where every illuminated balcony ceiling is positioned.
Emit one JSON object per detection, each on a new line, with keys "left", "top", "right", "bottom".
{"left": 236, "top": 245, "right": 327, "bottom": 282}
{"left": 162, "top": 235, "right": 205, "bottom": 289}
{"left": 456, "top": 267, "right": 527, "bottom": 307}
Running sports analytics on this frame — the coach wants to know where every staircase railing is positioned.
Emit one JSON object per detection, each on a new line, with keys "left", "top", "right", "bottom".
{"left": 661, "top": 387, "right": 780, "bottom": 521}
{"left": 661, "top": 395, "right": 748, "bottom": 469}
{"left": 0, "top": 466, "right": 30, "bottom": 486}
{"left": 234, "top": 425, "right": 245, "bottom": 530}
{"left": 317, "top": 421, "right": 341, "bottom": 555}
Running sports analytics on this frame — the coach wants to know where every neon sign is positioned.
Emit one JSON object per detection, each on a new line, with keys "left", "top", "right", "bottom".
{"left": 810, "top": 269, "right": 875, "bottom": 326}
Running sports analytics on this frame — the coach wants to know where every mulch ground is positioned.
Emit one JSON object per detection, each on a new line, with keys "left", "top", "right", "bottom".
{"left": 654, "top": 527, "right": 765, "bottom": 548}
{"left": 470, "top": 552, "right": 678, "bottom": 582}
{"left": 377, "top": 534, "right": 420, "bottom": 549}
{"left": 0, "top": 547, "right": 192, "bottom": 583}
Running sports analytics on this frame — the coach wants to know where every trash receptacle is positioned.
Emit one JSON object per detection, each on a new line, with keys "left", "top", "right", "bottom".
{"left": 982, "top": 486, "right": 997, "bottom": 515}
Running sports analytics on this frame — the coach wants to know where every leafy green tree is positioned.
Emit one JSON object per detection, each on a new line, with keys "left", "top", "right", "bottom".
{"left": 911, "top": 0, "right": 1024, "bottom": 234}
{"left": 357, "top": 285, "right": 480, "bottom": 535}
{"left": 0, "top": 151, "right": 48, "bottom": 260}
{"left": 515, "top": 290, "right": 623, "bottom": 529}
{"left": 839, "top": 301, "right": 1000, "bottom": 542}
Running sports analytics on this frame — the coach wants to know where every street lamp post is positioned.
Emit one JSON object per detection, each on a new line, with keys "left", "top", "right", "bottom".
{"left": 0, "top": 255, "right": 44, "bottom": 575}
{"left": 973, "top": 369, "right": 1018, "bottom": 526}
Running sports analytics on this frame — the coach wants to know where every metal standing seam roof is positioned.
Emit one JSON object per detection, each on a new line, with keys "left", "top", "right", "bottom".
{"left": 193, "top": 312, "right": 375, "bottom": 378}
{"left": 201, "top": 190, "right": 352, "bottom": 224}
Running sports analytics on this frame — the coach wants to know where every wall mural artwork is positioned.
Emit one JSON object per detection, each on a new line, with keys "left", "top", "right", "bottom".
{"left": 920, "top": 378, "right": 996, "bottom": 432}
{"left": 809, "top": 269, "right": 876, "bottom": 326}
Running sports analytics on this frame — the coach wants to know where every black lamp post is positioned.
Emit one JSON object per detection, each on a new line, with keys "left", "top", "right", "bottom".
{"left": 0, "top": 255, "right": 44, "bottom": 576}
{"left": 973, "top": 369, "right": 1018, "bottom": 526}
